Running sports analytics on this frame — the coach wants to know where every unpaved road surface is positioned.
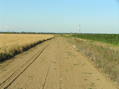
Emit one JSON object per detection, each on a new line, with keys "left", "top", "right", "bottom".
{"left": 0, "top": 37, "right": 118, "bottom": 89}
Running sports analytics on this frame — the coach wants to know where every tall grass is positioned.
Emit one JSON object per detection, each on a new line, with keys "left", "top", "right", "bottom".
{"left": 0, "top": 34, "right": 54, "bottom": 62}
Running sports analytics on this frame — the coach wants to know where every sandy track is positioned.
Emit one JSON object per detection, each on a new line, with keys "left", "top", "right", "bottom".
{"left": 0, "top": 37, "right": 118, "bottom": 89}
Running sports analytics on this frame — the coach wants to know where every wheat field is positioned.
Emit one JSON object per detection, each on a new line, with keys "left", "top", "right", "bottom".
{"left": 0, "top": 34, "right": 54, "bottom": 61}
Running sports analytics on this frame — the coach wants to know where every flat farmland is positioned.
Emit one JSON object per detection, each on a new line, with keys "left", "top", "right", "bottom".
{"left": 0, "top": 35, "right": 119, "bottom": 89}
{"left": 0, "top": 34, "right": 54, "bottom": 61}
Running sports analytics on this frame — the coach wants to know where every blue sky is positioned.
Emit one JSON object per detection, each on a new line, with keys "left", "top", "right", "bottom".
{"left": 0, "top": 0, "right": 119, "bottom": 33}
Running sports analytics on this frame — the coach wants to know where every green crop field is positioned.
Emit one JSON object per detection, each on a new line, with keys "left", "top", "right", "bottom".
{"left": 72, "top": 34, "right": 119, "bottom": 45}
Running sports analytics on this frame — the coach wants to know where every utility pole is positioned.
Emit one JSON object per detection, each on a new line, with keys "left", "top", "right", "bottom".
{"left": 78, "top": 24, "right": 81, "bottom": 33}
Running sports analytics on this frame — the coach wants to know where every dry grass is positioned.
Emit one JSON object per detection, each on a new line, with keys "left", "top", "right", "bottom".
{"left": 68, "top": 37, "right": 119, "bottom": 84}
{"left": 0, "top": 34, "right": 54, "bottom": 61}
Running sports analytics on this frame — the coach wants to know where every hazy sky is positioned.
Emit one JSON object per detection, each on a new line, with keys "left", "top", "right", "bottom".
{"left": 0, "top": 0, "right": 119, "bottom": 33}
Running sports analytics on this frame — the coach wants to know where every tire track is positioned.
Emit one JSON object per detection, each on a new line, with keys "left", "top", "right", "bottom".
{"left": 0, "top": 44, "right": 49, "bottom": 89}
{"left": 41, "top": 64, "right": 51, "bottom": 89}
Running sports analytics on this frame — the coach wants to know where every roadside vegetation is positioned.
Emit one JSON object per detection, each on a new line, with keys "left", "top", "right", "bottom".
{"left": 72, "top": 34, "right": 119, "bottom": 45}
{"left": 68, "top": 34, "right": 119, "bottom": 84}
{"left": 0, "top": 34, "right": 54, "bottom": 62}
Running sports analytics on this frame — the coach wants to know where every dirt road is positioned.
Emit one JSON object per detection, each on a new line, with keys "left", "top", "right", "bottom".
{"left": 0, "top": 37, "right": 118, "bottom": 89}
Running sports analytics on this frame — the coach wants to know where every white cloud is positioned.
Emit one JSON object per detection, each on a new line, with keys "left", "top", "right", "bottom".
{"left": 0, "top": 25, "right": 24, "bottom": 32}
